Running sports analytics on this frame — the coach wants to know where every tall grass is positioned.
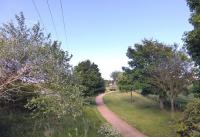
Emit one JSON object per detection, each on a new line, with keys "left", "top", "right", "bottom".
{"left": 0, "top": 105, "right": 105, "bottom": 137}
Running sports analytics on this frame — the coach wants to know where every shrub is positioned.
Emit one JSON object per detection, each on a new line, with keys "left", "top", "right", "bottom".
{"left": 98, "top": 123, "right": 120, "bottom": 137}
{"left": 176, "top": 98, "right": 200, "bottom": 137}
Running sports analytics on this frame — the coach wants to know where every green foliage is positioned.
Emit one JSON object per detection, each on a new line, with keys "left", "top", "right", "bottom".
{"left": 183, "top": 3, "right": 200, "bottom": 134}
{"left": 0, "top": 84, "right": 38, "bottom": 110}
{"left": 116, "top": 72, "right": 134, "bottom": 92}
{"left": 0, "top": 105, "right": 105, "bottom": 137}
{"left": 0, "top": 11, "right": 82, "bottom": 113}
{"left": 26, "top": 84, "right": 83, "bottom": 119}
{"left": 0, "top": 12, "right": 73, "bottom": 93}
{"left": 126, "top": 39, "right": 173, "bottom": 70}
{"left": 74, "top": 60, "right": 105, "bottom": 96}
{"left": 0, "top": 12, "right": 85, "bottom": 137}
{"left": 104, "top": 80, "right": 110, "bottom": 87}
{"left": 141, "top": 85, "right": 154, "bottom": 96}
{"left": 184, "top": 0, "right": 200, "bottom": 66}
{"left": 98, "top": 123, "right": 120, "bottom": 137}
{"left": 110, "top": 71, "right": 121, "bottom": 82}
{"left": 124, "top": 39, "right": 194, "bottom": 111}
{"left": 192, "top": 80, "right": 200, "bottom": 96}
{"left": 125, "top": 39, "right": 173, "bottom": 93}
{"left": 177, "top": 98, "right": 200, "bottom": 137}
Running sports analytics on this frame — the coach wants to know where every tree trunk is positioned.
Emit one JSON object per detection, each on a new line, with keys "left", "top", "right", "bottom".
{"left": 159, "top": 98, "right": 164, "bottom": 110}
{"left": 170, "top": 97, "right": 175, "bottom": 118}
{"left": 130, "top": 91, "right": 133, "bottom": 103}
{"left": 171, "top": 98, "right": 175, "bottom": 112}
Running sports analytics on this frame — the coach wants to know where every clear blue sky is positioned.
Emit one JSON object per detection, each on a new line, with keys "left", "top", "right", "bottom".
{"left": 1, "top": 0, "right": 192, "bottom": 79}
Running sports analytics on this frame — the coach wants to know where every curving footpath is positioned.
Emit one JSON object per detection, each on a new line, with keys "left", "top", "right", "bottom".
{"left": 96, "top": 92, "right": 147, "bottom": 137}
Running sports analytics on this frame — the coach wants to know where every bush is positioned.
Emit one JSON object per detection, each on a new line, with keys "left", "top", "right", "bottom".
{"left": 98, "top": 123, "right": 120, "bottom": 137}
{"left": 141, "top": 86, "right": 153, "bottom": 96}
{"left": 109, "top": 86, "right": 116, "bottom": 91}
{"left": 176, "top": 98, "right": 200, "bottom": 137}
{"left": 0, "top": 84, "right": 38, "bottom": 111}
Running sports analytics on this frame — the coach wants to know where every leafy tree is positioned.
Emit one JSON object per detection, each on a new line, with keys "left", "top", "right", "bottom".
{"left": 117, "top": 72, "right": 135, "bottom": 102}
{"left": 176, "top": 2, "right": 200, "bottom": 135}
{"left": 184, "top": 0, "right": 200, "bottom": 67}
{"left": 125, "top": 39, "right": 194, "bottom": 111}
{"left": 0, "top": 12, "right": 72, "bottom": 93}
{"left": 74, "top": 60, "right": 105, "bottom": 96}
{"left": 110, "top": 71, "right": 121, "bottom": 84}
{"left": 149, "top": 51, "right": 194, "bottom": 112}
{"left": 117, "top": 73, "right": 129, "bottom": 90}
{"left": 0, "top": 12, "right": 84, "bottom": 136}
{"left": 184, "top": 0, "right": 200, "bottom": 96}
{"left": 125, "top": 39, "right": 172, "bottom": 109}
{"left": 109, "top": 71, "right": 121, "bottom": 91}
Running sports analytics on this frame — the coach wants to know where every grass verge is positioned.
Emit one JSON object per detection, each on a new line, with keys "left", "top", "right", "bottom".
{"left": 0, "top": 104, "right": 105, "bottom": 137}
{"left": 104, "top": 92, "right": 182, "bottom": 137}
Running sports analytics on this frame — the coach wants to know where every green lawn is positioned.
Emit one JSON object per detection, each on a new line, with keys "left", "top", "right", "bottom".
{"left": 104, "top": 92, "right": 182, "bottom": 137}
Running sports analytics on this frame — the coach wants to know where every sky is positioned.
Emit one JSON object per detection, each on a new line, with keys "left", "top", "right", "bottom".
{"left": 1, "top": 0, "right": 192, "bottom": 79}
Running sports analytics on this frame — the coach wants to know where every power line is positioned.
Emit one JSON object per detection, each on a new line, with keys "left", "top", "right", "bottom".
{"left": 46, "top": 0, "right": 59, "bottom": 39}
{"left": 31, "top": 0, "right": 47, "bottom": 34}
{"left": 59, "top": 0, "right": 69, "bottom": 50}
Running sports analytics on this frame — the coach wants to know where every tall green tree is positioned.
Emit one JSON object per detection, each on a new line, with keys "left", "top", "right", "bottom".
{"left": 125, "top": 39, "right": 173, "bottom": 109}
{"left": 176, "top": 1, "right": 200, "bottom": 135}
{"left": 185, "top": 0, "right": 200, "bottom": 66}
{"left": 184, "top": 0, "right": 200, "bottom": 95}
{"left": 125, "top": 39, "right": 194, "bottom": 111}
{"left": 74, "top": 60, "right": 105, "bottom": 96}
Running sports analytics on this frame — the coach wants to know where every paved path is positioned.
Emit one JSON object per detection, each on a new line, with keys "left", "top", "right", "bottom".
{"left": 96, "top": 92, "right": 147, "bottom": 137}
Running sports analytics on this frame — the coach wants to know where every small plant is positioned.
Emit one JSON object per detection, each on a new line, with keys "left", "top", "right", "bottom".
{"left": 98, "top": 123, "right": 120, "bottom": 137}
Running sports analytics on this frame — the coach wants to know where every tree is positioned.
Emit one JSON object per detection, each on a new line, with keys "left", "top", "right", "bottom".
{"left": 184, "top": 0, "right": 200, "bottom": 67}
{"left": 176, "top": 2, "right": 200, "bottom": 135}
{"left": 125, "top": 39, "right": 173, "bottom": 109}
{"left": 125, "top": 39, "right": 194, "bottom": 111}
{"left": 117, "top": 72, "right": 135, "bottom": 102}
{"left": 109, "top": 71, "right": 121, "bottom": 91}
{"left": 0, "top": 12, "right": 72, "bottom": 94}
{"left": 0, "top": 12, "right": 83, "bottom": 129}
{"left": 185, "top": 0, "right": 200, "bottom": 101}
{"left": 149, "top": 52, "right": 194, "bottom": 112}
{"left": 110, "top": 71, "right": 121, "bottom": 84}
{"left": 184, "top": 0, "right": 200, "bottom": 96}
{"left": 74, "top": 60, "right": 105, "bottom": 96}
